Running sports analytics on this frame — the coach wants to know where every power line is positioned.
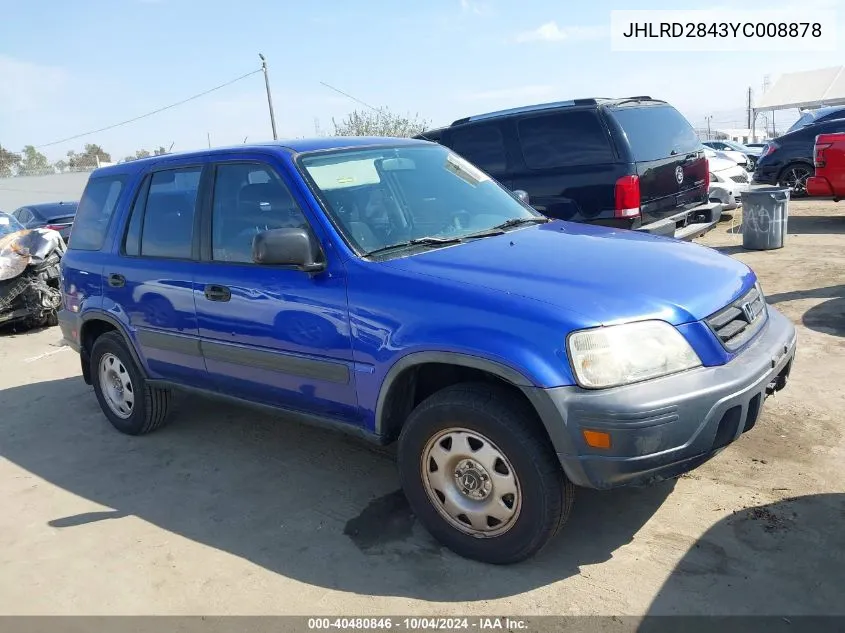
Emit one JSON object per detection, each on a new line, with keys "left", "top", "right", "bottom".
{"left": 37, "top": 68, "right": 263, "bottom": 149}
{"left": 319, "top": 81, "right": 382, "bottom": 113}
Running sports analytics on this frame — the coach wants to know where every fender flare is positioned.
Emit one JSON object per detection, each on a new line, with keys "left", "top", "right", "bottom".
{"left": 374, "top": 350, "right": 534, "bottom": 436}
{"left": 79, "top": 310, "right": 148, "bottom": 378}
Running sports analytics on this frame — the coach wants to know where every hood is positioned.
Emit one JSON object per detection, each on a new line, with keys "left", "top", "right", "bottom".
{"left": 380, "top": 222, "right": 755, "bottom": 327}
{"left": 0, "top": 227, "right": 66, "bottom": 281}
{"left": 709, "top": 154, "right": 740, "bottom": 172}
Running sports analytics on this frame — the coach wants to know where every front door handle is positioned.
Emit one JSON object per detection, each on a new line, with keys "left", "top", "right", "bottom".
{"left": 107, "top": 273, "right": 125, "bottom": 288}
{"left": 204, "top": 284, "right": 231, "bottom": 302}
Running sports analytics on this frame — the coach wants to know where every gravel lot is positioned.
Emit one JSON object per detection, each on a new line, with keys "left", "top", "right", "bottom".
{"left": 0, "top": 199, "right": 843, "bottom": 616}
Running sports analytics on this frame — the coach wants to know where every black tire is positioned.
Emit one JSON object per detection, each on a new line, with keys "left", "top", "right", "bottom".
{"left": 778, "top": 162, "right": 814, "bottom": 198}
{"left": 90, "top": 331, "right": 171, "bottom": 435}
{"left": 397, "top": 381, "right": 574, "bottom": 564}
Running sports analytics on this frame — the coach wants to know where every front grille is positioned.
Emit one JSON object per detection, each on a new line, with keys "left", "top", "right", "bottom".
{"left": 730, "top": 173, "right": 749, "bottom": 183}
{"left": 706, "top": 285, "right": 768, "bottom": 350}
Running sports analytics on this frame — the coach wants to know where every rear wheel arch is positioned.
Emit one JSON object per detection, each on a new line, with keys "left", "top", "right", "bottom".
{"left": 79, "top": 312, "right": 147, "bottom": 383}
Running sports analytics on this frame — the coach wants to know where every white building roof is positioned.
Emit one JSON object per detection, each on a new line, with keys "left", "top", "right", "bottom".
{"left": 755, "top": 66, "right": 845, "bottom": 112}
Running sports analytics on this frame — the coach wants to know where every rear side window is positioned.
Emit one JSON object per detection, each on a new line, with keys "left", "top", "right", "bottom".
{"left": 517, "top": 111, "right": 614, "bottom": 169}
{"left": 609, "top": 105, "right": 700, "bottom": 162}
{"left": 447, "top": 124, "right": 507, "bottom": 173}
{"left": 69, "top": 175, "right": 126, "bottom": 251}
{"left": 123, "top": 167, "right": 202, "bottom": 259}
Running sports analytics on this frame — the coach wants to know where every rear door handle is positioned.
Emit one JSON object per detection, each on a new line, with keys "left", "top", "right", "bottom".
{"left": 204, "top": 284, "right": 231, "bottom": 302}
{"left": 107, "top": 273, "right": 125, "bottom": 288}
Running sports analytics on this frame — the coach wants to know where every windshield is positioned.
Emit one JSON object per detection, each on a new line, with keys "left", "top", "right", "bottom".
{"left": 722, "top": 140, "right": 750, "bottom": 152}
{"left": 299, "top": 144, "right": 540, "bottom": 256}
{"left": 0, "top": 212, "right": 24, "bottom": 238}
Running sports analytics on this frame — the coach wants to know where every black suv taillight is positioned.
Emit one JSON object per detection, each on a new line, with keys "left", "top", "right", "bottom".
{"left": 761, "top": 142, "right": 779, "bottom": 158}
{"left": 614, "top": 175, "right": 640, "bottom": 219}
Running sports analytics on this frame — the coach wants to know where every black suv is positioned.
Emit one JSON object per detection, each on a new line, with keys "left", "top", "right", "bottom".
{"left": 416, "top": 97, "right": 720, "bottom": 240}
{"left": 753, "top": 117, "right": 845, "bottom": 196}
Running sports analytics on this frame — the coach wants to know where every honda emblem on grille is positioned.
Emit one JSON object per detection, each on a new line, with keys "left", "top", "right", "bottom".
{"left": 741, "top": 301, "right": 758, "bottom": 322}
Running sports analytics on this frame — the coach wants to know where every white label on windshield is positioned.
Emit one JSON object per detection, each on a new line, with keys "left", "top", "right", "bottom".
{"left": 445, "top": 153, "right": 490, "bottom": 186}
{"left": 0, "top": 217, "right": 9, "bottom": 225}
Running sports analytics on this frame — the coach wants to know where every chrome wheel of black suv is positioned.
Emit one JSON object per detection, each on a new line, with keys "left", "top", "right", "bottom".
{"left": 779, "top": 163, "right": 813, "bottom": 197}
{"left": 398, "top": 382, "right": 574, "bottom": 564}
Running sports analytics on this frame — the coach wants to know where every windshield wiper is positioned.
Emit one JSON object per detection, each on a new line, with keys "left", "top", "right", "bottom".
{"left": 364, "top": 236, "right": 462, "bottom": 257}
{"left": 493, "top": 217, "right": 550, "bottom": 230}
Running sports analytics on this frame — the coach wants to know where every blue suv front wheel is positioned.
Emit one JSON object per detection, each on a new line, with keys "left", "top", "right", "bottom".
{"left": 398, "top": 381, "right": 574, "bottom": 564}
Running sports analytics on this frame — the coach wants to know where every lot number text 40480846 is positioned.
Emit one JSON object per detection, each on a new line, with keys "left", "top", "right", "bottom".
{"left": 307, "top": 617, "right": 529, "bottom": 630}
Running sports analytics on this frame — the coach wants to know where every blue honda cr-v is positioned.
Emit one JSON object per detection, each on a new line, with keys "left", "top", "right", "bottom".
{"left": 59, "top": 137, "right": 796, "bottom": 564}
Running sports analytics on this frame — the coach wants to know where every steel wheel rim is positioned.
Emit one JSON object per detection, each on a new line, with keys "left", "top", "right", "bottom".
{"left": 783, "top": 167, "right": 810, "bottom": 195}
{"left": 98, "top": 353, "right": 135, "bottom": 419}
{"left": 421, "top": 427, "right": 522, "bottom": 538}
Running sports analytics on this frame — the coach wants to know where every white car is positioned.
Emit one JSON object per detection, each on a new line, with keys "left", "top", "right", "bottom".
{"left": 702, "top": 141, "right": 748, "bottom": 170}
{"left": 705, "top": 147, "right": 749, "bottom": 211}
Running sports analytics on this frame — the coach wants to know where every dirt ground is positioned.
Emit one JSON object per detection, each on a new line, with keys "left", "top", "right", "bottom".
{"left": 0, "top": 199, "right": 843, "bottom": 616}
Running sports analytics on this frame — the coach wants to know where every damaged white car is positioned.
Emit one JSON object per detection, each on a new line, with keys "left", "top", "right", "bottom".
{"left": 705, "top": 147, "right": 750, "bottom": 212}
{"left": 0, "top": 212, "right": 66, "bottom": 330}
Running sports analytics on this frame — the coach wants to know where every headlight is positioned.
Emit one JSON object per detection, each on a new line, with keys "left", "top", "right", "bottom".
{"left": 567, "top": 320, "right": 702, "bottom": 389}
{"left": 709, "top": 172, "right": 722, "bottom": 183}
{"left": 0, "top": 232, "right": 31, "bottom": 282}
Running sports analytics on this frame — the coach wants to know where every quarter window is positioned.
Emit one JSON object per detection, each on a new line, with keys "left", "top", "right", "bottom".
{"left": 69, "top": 175, "right": 126, "bottom": 251}
{"left": 447, "top": 124, "right": 508, "bottom": 174}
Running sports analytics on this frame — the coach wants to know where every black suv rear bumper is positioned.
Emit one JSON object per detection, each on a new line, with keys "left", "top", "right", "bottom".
{"left": 636, "top": 201, "right": 722, "bottom": 241}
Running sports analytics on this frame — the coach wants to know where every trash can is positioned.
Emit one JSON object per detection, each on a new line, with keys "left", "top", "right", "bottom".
{"left": 740, "top": 186, "right": 790, "bottom": 250}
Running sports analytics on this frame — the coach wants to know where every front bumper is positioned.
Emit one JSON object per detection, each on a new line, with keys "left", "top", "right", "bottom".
{"left": 58, "top": 308, "right": 81, "bottom": 352}
{"left": 710, "top": 180, "right": 750, "bottom": 211}
{"left": 527, "top": 307, "right": 797, "bottom": 489}
{"left": 636, "top": 201, "right": 722, "bottom": 241}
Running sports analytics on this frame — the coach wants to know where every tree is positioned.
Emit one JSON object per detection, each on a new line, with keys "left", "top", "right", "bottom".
{"left": 84, "top": 143, "right": 111, "bottom": 163}
{"left": 0, "top": 145, "right": 21, "bottom": 177}
{"left": 331, "top": 108, "right": 430, "bottom": 138}
{"left": 123, "top": 149, "right": 151, "bottom": 163}
{"left": 153, "top": 146, "right": 168, "bottom": 156}
{"left": 67, "top": 144, "right": 112, "bottom": 170}
{"left": 54, "top": 159, "right": 68, "bottom": 173}
{"left": 19, "top": 145, "right": 51, "bottom": 175}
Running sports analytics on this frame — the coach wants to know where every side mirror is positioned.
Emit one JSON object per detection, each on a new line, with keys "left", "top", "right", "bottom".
{"left": 513, "top": 189, "right": 530, "bottom": 204}
{"left": 252, "top": 228, "right": 325, "bottom": 272}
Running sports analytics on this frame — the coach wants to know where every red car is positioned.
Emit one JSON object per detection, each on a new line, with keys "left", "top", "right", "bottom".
{"left": 807, "top": 133, "right": 845, "bottom": 199}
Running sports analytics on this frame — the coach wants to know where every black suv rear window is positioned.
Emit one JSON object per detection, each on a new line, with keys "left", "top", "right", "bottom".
{"left": 609, "top": 105, "right": 700, "bottom": 162}
{"left": 517, "top": 110, "right": 614, "bottom": 169}
{"left": 69, "top": 175, "right": 126, "bottom": 251}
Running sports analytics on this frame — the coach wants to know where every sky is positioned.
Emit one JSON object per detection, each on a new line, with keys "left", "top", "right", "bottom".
{"left": 1, "top": 0, "right": 842, "bottom": 162}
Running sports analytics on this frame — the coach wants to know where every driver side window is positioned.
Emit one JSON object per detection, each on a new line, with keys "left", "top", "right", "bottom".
{"left": 211, "top": 163, "right": 309, "bottom": 263}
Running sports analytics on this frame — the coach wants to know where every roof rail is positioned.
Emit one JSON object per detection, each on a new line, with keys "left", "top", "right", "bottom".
{"left": 451, "top": 99, "right": 590, "bottom": 125}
